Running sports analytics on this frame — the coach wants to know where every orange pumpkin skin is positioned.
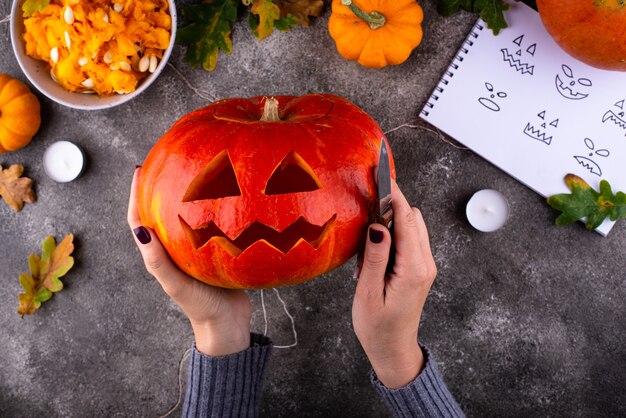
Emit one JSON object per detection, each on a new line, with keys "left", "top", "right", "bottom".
{"left": 138, "top": 94, "right": 395, "bottom": 289}
{"left": 537, "top": 0, "right": 626, "bottom": 71}
{"left": 0, "top": 74, "right": 41, "bottom": 154}
{"left": 328, "top": 0, "right": 424, "bottom": 69}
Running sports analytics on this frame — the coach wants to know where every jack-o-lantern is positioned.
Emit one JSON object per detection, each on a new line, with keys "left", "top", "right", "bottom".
{"left": 137, "top": 94, "right": 395, "bottom": 289}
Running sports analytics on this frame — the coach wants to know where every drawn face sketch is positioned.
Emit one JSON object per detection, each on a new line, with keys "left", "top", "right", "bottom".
{"left": 555, "top": 64, "right": 592, "bottom": 100}
{"left": 602, "top": 99, "right": 626, "bottom": 133}
{"left": 523, "top": 110, "right": 559, "bottom": 145}
{"left": 478, "top": 82, "right": 507, "bottom": 112}
{"left": 573, "top": 138, "right": 610, "bottom": 177}
{"left": 500, "top": 34, "right": 536, "bottom": 75}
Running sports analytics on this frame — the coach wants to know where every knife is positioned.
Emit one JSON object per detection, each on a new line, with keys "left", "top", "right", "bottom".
{"left": 377, "top": 137, "right": 395, "bottom": 273}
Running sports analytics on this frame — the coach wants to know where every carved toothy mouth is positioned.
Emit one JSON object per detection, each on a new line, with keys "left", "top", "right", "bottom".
{"left": 574, "top": 156, "right": 602, "bottom": 177}
{"left": 524, "top": 123, "right": 552, "bottom": 145}
{"left": 555, "top": 75, "right": 589, "bottom": 100}
{"left": 501, "top": 49, "right": 534, "bottom": 75}
{"left": 602, "top": 111, "right": 626, "bottom": 130}
{"left": 179, "top": 215, "right": 337, "bottom": 256}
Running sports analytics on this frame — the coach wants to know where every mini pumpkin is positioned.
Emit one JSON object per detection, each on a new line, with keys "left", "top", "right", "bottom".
{"left": 138, "top": 94, "right": 395, "bottom": 289}
{"left": 328, "top": 0, "right": 424, "bottom": 69}
{"left": 537, "top": 0, "right": 626, "bottom": 72}
{"left": 0, "top": 74, "right": 41, "bottom": 154}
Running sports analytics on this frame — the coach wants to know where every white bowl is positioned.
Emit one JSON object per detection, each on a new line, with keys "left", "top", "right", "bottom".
{"left": 10, "top": 0, "right": 177, "bottom": 110}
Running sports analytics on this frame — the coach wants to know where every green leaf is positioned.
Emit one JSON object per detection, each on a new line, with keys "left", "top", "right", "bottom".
{"left": 437, "top": 0, "right": 510, "bottom": 35}
{"left": 547, "top": 174, "right": 626, "bottom": 230}
{"left": 17, "top": 234, "right": 75, "bottom": 316}
{"left": 22, "top": 0, "right": 50, "bottom": 17}
{"left": 250, "top": 0, "right": 281, "bottom": 40}
{"left": 273, "top": 14, "right": 300, "bottom": 31}
{"left": 176, "top": 1, "right": 239, "bottom": 71}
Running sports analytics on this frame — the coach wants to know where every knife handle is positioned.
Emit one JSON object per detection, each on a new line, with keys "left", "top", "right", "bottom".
{"left": 379, "top": 209, "right": 395, "bottom": 274}
{"left": 386, "top": 220, "right": 395, "bottom": 274}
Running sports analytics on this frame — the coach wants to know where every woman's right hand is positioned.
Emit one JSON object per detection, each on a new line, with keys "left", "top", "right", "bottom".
{"left": 352, "top": 182, "right": 437, "bottom": 389}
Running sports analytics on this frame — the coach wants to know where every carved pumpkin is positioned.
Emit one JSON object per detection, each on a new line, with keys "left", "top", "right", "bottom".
{"left": 328, "top": 0, "right": 423, "bottom": 69}
{"left": 138, "top": 94, "right": 395, "bottom": 289}
{"left": 0, "top": 74, "right": 41, "bottom": 154}
{"left": 537, "top": 0, "right": 626, "bottom": 72}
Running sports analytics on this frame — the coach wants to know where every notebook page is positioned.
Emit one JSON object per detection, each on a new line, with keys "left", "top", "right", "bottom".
{"left": 420, "top": 1, "right": 626, "bottom": 236}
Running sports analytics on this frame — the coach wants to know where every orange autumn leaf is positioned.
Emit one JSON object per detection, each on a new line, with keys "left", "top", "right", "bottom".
{"left": 0, "top": 164, "right": 36, "bottom": 212}
{"left": 18, "top": 234, "right": 75, "bottom": 316}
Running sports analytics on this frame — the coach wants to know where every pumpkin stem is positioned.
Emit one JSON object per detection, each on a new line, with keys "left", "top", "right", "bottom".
{"left": 341, "top": 0, "right": 386, "bottom": 30}
{"left": 260, "top": 97, "right": 281, "bottom": 122}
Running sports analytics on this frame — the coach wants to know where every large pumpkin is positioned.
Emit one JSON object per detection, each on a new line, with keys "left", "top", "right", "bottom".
{"left": 0, "top": 74, "right": 41, "bottom": 153}
{"left": 138, "top": 94, "right": 395, "bottom": 289}
{"left": 537, "top": 0, "right": 626, "bottom": 72}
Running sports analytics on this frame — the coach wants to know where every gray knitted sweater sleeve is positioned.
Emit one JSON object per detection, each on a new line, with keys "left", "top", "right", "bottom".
{"left": 182, "top": 333, "right": 272, "bottom": 418}
{"left": 182, "top": 334, "right": 463, "bottom": 418}
{"left": 370, "top": 346, "right": 465, "bottom": 417}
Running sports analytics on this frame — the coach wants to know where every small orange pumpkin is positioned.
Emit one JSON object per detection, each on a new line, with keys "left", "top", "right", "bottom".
{"left": 328, "top": 0, "right": 424, "bottom": 69}
{"left": 0, "top": 74, "right": 41, "bottom": 154}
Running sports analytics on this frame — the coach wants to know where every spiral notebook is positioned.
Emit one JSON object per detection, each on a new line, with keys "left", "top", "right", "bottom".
{"left": 420, "top": 1, "right": 626, "bottom": 236}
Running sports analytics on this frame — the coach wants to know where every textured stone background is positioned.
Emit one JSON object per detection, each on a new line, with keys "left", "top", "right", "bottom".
{"left": 1, "top": 0, "right": 625, "bottom": 417}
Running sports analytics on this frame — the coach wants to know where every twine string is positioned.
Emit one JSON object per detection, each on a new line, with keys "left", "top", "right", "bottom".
{"left": 158, "top": 348, "right": 192, "bottom": 418}
{"left": 166, "top": 62, "right": 216, "bottom": 102}
{"left": 384, "top": 121, "right": 469, "bottom": 150}
{"left": 0, "top": 14, "right": 10, "bottom": 24}
{"left": 261, "top": 288, "right": 298, "bottom": 349}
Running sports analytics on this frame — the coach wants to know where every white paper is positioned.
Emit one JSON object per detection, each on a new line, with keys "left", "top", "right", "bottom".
{"left": 420, "top": 1, "right": 626, "bottom": 236}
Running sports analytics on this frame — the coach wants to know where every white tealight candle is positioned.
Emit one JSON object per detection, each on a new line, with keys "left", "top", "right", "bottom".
{"left": 466, "top": 189, "right": 509, "bottom": 232}
{"left": 43, "top": 141, "right": 85, "bottom": 183}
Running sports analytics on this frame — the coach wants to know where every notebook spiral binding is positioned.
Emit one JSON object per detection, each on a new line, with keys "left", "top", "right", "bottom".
{"left": 421, "top": 21, "right": 485, "bottom": 117}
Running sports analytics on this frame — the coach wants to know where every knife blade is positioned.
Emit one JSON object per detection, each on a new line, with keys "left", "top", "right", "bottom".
{"left": 377, "top": 137, "right": 393, "bottom": 229}
{"left": 377, "top": 137, "right": 395, "bottom": 273}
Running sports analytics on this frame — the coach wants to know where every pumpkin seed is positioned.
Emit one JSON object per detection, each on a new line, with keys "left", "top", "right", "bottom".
{"left": 64, "top": 6, "right": 75, "bottom": 25}
{"left": 119, "top": 61, "right": 131, "bottom": 72}
{"left": 103, "top": 13, "right": 109, "bottom": 23}
{"left": 149, "top": 55, "right": 158, "bottom": 73}
{"left": 64, "top": 31, "right": 71, "bottom": 48}
{"left": 81, "top": 78, "right": 95, "bottom": 88}
{"left": 78, "top": 57, "right": 88, "bottom": 66}
{"left": 50, "top": 47, "right": 59, "bottom": 63}
{"left": 103, "top": 51, "right": 113, "bottom": 64}
{"left": 113, "top": 3, "right": 123, "bottom": 13}
{"left": 139, "top": 55, "right": 150, "bottom": 72}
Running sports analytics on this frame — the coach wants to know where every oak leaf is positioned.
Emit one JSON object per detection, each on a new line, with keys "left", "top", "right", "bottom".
{"left": 438, "top": 0, "right": 510, "bottom": 35}
{"left": 250, "top": 0, "right": 282, "bottom": 40}
{"left": 276, "top": 0, "right": 323, "bottom": 26}
{"left": 547, "top": 174, "right": 626, "bottom": 230}
{"left": 176, "top": 0, "right": 238, "bottom": 71}
{"left": 0, "top": 164, "right": 36, "bottom": 212}
{"left": 18, "top": 235, "right": 75, "bottom": 316}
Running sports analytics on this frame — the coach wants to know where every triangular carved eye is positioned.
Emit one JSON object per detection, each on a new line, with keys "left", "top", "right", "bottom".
{"left": 182, "top": 150, "right": 241, "bottom": 202}
{"left": 265, "top": 151, "right": 321, "bottom": 195}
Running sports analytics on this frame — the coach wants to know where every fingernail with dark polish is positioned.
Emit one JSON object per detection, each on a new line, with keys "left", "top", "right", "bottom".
{"left": 369, "top": 228, "right": 384, "bottom": 244}
{"left": 133, "top": 226, "right": 151, "bottom": 244}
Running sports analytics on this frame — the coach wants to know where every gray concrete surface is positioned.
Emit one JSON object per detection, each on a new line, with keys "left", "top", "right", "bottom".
{"left": 1, "top": 0, "right": 625, "bottom": 417}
